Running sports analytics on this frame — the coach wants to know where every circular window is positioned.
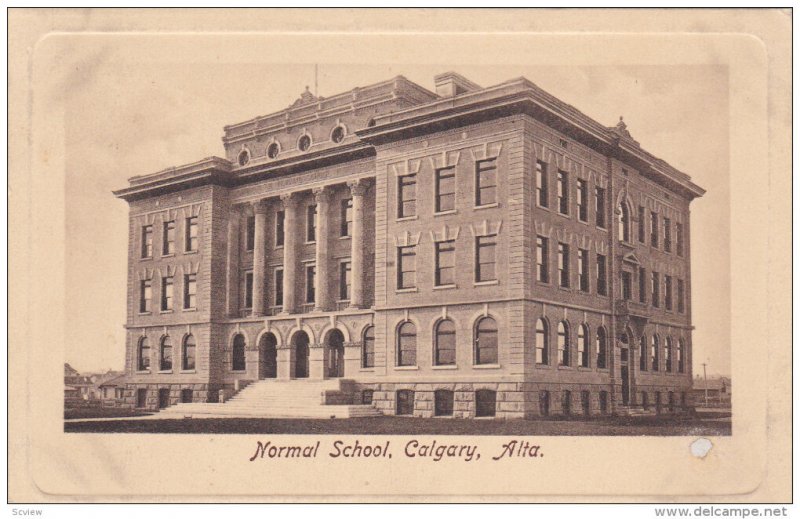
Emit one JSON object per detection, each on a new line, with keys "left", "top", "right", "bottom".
{"left": 298, "top": 134, "right": 311, "bottom": 152}
{"left": 237, "top": 150, "right": 250, "bottom": 166}
{"left": 331, "top": 125, "right": 346, "bottom": 143}
{"left": 267, "top": 142, "right": 280, "bottom": 159}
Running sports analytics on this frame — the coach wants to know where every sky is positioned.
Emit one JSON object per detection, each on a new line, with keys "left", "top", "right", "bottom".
{"left": 59, "top": 36, "right": 729, "bottom": 377}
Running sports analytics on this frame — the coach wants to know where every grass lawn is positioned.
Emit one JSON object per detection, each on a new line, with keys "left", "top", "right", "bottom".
{"left": 64, "top": 414, "right": 730, "bottom": 436}
{"left": 64, "top": 407, "right": 153, "bottom": 420}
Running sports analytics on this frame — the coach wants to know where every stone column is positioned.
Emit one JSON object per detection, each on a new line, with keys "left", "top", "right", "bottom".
{"left": 309, "top": 343, "right": 325, "bottom": 380}
{"left": 277, "top": 345, "right": 291, "bottom": 380}
{"left": 281, "top": 193, "right": 300, "bottom": 314}
{"left": 313, "top": 187, "right": 331, "bottom": 312}
{"left": 348, "top": 180, "right": 367, "bottom": 308}
{"left": 252, "top": 200, "right": 268, "bottom": 317}
{"left": 225, "top": 206, "right": 241, "bottom": 317}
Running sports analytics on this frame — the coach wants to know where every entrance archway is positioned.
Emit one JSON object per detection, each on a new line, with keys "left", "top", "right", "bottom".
{"left": 326, "top": 329, "right": 345, "bottom": 378}
{"left": 292, "top": 331, "right": 310, "bottom": 379}
{"left": 259, "top": 332, "right": 278, "bottom": 379}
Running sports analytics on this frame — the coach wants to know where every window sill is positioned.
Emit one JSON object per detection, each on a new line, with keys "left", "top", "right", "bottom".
{"left": 183, "top": 307, "right": 197, "bottom": 312}
{"left": 274, "top": 245, "right": 284, "bottom": 250}
{"left": 395, "top": 287, "right": 418, "bottom": 294}
{"left": 474, "top": 202, "right": 499, "bottom": 211}
{"left": 535, "top": 204, "right": 550, "bottom": 211}
{"left": 394, "top": 366, "right": 419, "bottom": 371}
{"left": 556, "top": 212, "right": 570, "bottom": 219}
{"left": 245, "top": 248, "right": 255, "bottom": 253}
{"left": 432, "top": 365, "right": 458, "bottom": 370}
{"left": 534, "top": 363, "right": 551, "bottom": 369}
{"left": 135, "top": 370, "right": 151, "bottom": 374}
{"left": 138, "top": 311, "right": 152, "bottom": 316}
{"left": 183, "top": 250, "right": 198, "bottom": 255}
{"left": 474, "top": 279, "right": 499, "bottom": 287}
{"left": 577, "top": 367, "right": 593, "bottom": 372}
{"left": 473, "top": 364, "right": 501, "bottom": 369}
{"left": 159, "top": 310, "right": 174, "bottom": 314}
{"left": 577, "top": 218, "right": 590, "bottom": 225}
{"left": 158, "top": 370, "right": 173, "bottom": 374}
{"left": 557, "top": 285, "right": 571, "bottom": 292}
{"left": 396, "top": 215, "right": 418, "bottom": 222}
{"left": 180, "top": 370, "right": 196, "bottom": 374}
{"left": 359, "top": 368, "right": 375, "bottom": 373}
{"left": 557, "top": 365, "right": 573, "bottom": 370}
{"left": 535, "top": 280, "right": 551, "bottom": 287}
{"left": 140, "top": 257, "right": 153, "bottom": 262}
{"left": 596, "top": 226, "right": 608, "bottom": 232}
{"left": 230, "top": 370, "right": 247, "bottom": 374}
{"left": 304, "top": 241, "right": 316, "bottom": 245}
{"left": 433, "top": 209, "right": 458, "bottom": 217}
{"left": 432, "top": 284, "right": 457, "bottom": 291}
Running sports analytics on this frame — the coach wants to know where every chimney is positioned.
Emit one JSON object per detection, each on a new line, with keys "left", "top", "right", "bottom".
{"left": 434, "top": 72, "right": 481, "bottom": 98}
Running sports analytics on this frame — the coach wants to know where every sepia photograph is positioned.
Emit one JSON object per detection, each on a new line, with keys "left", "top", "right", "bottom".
{"left": 8, "top": 7, "right": 791, "bottom": 505}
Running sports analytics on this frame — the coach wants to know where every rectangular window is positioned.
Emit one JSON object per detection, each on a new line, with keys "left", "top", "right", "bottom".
{"left": 162, "top": 220, "right": 175, "bottom": 255}
{"left": 274, "top": 268, "right": 283, "bottom": 307}
{"left": 340, "top": 199, "right": 352, "bottom": 237}
{"left": 245, "top": 216, "right": 256, "bottom": 251}
{"left": 536, "top": 161, "right": 549, "bottom": 208}
{"left": 243, "top": 271, "right": 253, "bottom": 309}
{"left": 435, "top": 166, "right": 456, "bottom": 213}
{"left": 339, "top": 261, "right": 351, "bottom": 301}
{"left": 475, "top": 235, "right": 497, "bottom": 282}
{"left": 622, "top": 271, "right": 632, "bottom": 301}
{"left": 536, "top": 235, "right": 549, "bottom": 283}
{"left": 306, "top": 204, "right": 317, "bottom": 242}
{"left": 596, "top": 253, "right": 607, "bottom": 296}
{"left": 141, "top": 225, "right": 153, "bottom": 258}
{"left": 275, "top": 211, "right": 285, "bottom": 247}
{"left": 306, "top": 265, "right": 316, "bottom": 304}
{"left": 397, "top": 245, "right": 417, "bottom": 290}
{"left": 676, "top": 222, "right": 684, "bottom": 257}
{"left": 397, "top": 174, "right": 417, "bottom": 218}
{"left": 650, "top": 211, "right": 659, "bottom": 248}
{"left": 557, "top": 170, "right": 569, "bottom": 215}
{"left": 664, "top": 218, "right": 672, "bottom": 253}
{"left": 435, "top": 240, "right": 456, "bottom": 286}
{"left": 578, "top": 248, "right": 589, "bottom": 292}
{"left": 677, "top": 279, "right": 685, "bottom": 313}
{"left": 161, "top": 275, "right": 173, "bottom": 311}
{"left": 639, "top": 266, "right": 647, "bottom": 303}
{"left": 558, "top": 242, "right": 570, "bottom": 288}
{"left": 185, "top": 216, "right": 198, "bottom": 252}
{"left": 665, "top": 275, "right": 673, "bottom": 310}
{"left": 139, "top": 279, "right": 152, "bottom": 313}
{"left": 595, "top": 187, "right": 606, "bottom": 228}
{"left": 638, "top": 206, "right": 646, "bottom": 243}
{"left": 651, "top": 272, "right": 660, "bottom": 308}
{"left": 475, "top": 159, "right": 497, "bottom": 206}
{"left": 576, "top": 178, "right": 588, "bottom": 222}
{"left": 183, "top": 273, "right": 197, "bottom": 310}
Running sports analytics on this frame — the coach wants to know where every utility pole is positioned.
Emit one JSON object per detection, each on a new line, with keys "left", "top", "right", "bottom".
{"left": 702, "top": 362, "right": 709, "bottom": 407}
{"left": 314, "top": 64, "right": 318, "bottom": 97}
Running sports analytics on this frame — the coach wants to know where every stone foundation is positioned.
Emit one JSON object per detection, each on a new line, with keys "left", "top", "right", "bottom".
{"left": 123, "top": 383, "right": 215, "bottom": 411}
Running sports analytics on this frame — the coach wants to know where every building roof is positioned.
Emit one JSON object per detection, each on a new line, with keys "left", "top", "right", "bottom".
{"left": 97, "top": 374, "right": 127, "bottom": 388}
{"left": 114, "top": 72, "right": 705, "bottom": 202}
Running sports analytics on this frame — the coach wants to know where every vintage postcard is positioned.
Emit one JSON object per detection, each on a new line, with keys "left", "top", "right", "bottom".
{"left": 7, "top": 8, "right": 792, "bottom": 504}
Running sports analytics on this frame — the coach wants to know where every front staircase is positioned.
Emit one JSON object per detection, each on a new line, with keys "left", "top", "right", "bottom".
{"left": 615, "top": 405, "right": 657, "bottom": 417}
{"left": 157, "top": 379, "right": 382, "bottom": 419}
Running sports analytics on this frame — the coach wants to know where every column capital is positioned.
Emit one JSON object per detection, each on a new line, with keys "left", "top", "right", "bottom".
{"left": 252, "top": 199, "right": 269, "bottom": 215}
{"left": 347, "top": 179, "right": 368, "bottom": 197}
{"left": 280, "top": 192, "right": 301, "bottom": 208}
{"left": 312, "top": 186, "right": 331, "bottom": 204}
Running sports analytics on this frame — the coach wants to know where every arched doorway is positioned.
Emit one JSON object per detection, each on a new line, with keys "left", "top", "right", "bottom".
{"left": 259, "top": 333, "right": 278, "bottom": 379}
{"left": 619, "top": 331, "right": 631, "bottom": 405}
{"left": 326, "top": 329, "right": 345, "bottom": 378}
{"left": 292, "top": 331, "right": 310, "bottom": 379}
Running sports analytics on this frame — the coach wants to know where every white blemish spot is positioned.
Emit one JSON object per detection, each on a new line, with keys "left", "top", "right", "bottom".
{"left": 691, "top": 438, "right": 713, "bottom": 459}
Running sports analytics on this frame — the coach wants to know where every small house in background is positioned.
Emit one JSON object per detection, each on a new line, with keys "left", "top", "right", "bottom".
{"left": 692, "top": 376, "right": 731, "bottom": 407}
{"left": 97, "top": 373, "right": 127, "bottom": 405}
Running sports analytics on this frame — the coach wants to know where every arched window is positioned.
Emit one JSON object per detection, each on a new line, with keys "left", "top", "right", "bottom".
{"left": 618, "top": 202, "right": 631, "bottom": 242}
{"left": 397, "top": 322, "right": 417, "bottom": 367}
{"left": 578, "top": 324, "right": 589, "bottom": 367}
{"left": 362, "top": 326, "right": 375, "bottom": 368}
{"left": 639, "top": 336, "right": 648, "bottom": 371}
{"left": 434, "top": 319, "right": 456, "bottom": 366}
{"left": 475, "top": 316, "right": 498, "bottom": 365}
{"left": 678, "top": 339, "right": 686, "bottom": 373}
{"left": 160, "top": 336, "right": 173, "bottom": 371}
{"left": 232, "top": 334, "right": 246, "bottom": 371}
{"left": 535, "top": 318, "right": 549, "bottom": 365}
{"left": 665, "top": 337, "right": 673, "bottom": 372}
{"left": 651, "top": 335, "right": 660, "bottom": 371}
{"left": 557, "top": 321, "right": 570, "bottom": 366}
{"left": 182, "top": 334, "right": 196, "bottom": 371}
{"left": 137, "top": 337, "right": 150, "bottom": 371}
{"left": 596, "top": 326, "right": 607, "bottom": 369}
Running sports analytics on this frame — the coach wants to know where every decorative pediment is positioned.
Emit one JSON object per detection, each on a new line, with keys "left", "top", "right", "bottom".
{"left": 429, "top": 224, "right": 460, "bottom": 243}
{"left": 393, "top": 230, "right": 422, "bottom": 247}
{"left": 621, "top": 252, "right": 642, "bottom": 265}
{"left": 290, "top": 86, "right": 317, "bottom": 108}
{"left": 468, "top": 219, "right": 502, "bottom": 237}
